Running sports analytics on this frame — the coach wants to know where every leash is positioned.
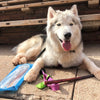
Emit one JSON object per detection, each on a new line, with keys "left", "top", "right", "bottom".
{"left": 36, "top": 48, "right": 46, "bottom": 59}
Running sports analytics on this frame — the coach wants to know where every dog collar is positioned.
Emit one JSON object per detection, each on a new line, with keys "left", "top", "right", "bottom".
{"left": 69, "top": 50, "right": 75, "bottom": 53}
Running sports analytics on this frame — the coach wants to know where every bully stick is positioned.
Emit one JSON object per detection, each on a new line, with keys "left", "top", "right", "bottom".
{"left": 45, "top": 74, "right": 94, "bottom": 85}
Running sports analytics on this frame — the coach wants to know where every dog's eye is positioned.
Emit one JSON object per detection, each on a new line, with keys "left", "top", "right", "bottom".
{"left": 57, "top": 23, "right": 61, "bottom": 26}
{"left": 69, "top": 23, "right": 73, "bottom": 26}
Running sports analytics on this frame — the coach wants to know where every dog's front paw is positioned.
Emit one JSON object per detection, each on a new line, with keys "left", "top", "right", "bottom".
{"left": 12, "top": 53, "right": 27, "bottom": 65}
{"left": 94, "top": 70, "right": 100, "bottom": 80}
{"left": 24, "top": 69, "right": 37, "bottom": 82}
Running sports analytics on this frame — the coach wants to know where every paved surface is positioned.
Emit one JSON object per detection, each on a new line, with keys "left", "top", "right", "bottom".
{"left": 0, "top": 44, "right": 100, "bottom": 100}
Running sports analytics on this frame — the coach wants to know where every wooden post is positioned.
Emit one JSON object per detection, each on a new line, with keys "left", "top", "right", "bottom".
{"left": 0, "top": 14, "right": 100, "bottom": 28}
{"left": 21, "top": 7, "right": 33, "bottom": 13}
{"left": 2, "top": 2, "right": 8, "bottom": 7}
{"left": 0, "top": 0, "right": 88, "bottom": 11}
{"left": 88, "top": 0, "right": 99, "bottom": 8}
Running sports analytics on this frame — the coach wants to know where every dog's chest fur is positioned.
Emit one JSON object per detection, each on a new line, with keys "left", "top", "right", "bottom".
{"left": 58, "top": 51, "right": 83, "bottom": 68}
{"left": 42, "top": 45, "right": 83, "bottom": 68}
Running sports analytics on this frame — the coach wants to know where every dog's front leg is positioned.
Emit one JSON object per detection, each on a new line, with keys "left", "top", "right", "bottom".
{"left": 82, "top": 53, "right": 100, "bottom": 80}
{"left": 24, "top": 57, "right": 44, "bottom": 82}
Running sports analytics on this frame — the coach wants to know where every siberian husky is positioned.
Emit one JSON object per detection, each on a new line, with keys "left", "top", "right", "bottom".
{"left": 12, "top": 5, "right": 100, "bottom": 82}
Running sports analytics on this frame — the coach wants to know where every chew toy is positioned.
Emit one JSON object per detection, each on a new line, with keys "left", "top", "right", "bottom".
{"left": 0, "top": 64, "right": 33, "bottom": 91}
{"left": 45, "top": 74, "right": 94, "bottom": 85}
{"left": 36, "top": 70, "right": 60, "bottom": 91}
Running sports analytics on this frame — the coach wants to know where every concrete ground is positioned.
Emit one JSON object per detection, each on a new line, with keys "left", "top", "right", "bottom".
{"left": 0, "top": 44, "right": 100, "bottom": 100}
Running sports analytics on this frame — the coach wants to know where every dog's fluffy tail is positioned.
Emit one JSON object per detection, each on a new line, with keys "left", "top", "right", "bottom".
{"left": 11, "top": 45, "right": 18, "bottom": 54}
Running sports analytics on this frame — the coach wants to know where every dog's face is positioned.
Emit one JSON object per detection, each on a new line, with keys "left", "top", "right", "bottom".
{"left": 47, "top": 5, "right": 82, "bottom": 51}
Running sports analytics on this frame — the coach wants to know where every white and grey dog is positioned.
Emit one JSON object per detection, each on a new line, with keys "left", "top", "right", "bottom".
{"left": 12, "top": 5, "right": 100, "bottom": 82}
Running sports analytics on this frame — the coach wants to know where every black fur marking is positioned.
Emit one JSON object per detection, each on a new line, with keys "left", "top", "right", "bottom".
{"left": 36, "top": 48, "right": 46, "bottom": 59}
{"left": 40, "top": 34, "right": 47, "bottom": 44}
{"left": 72, "top": 19, "right": 77, "bottom": 25}
{"left": 49, "top": 20, "right": 58, "bottom": 29}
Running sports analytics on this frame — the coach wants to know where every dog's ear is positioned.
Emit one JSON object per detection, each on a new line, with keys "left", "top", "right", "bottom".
{"left": 47, "top": 7, "right": 56, "bottom": 20}
{"left": 71, "top": 5, "right": 78, "bottom": 16}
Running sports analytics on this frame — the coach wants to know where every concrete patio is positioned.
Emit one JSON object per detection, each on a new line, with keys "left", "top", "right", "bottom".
{"left": 0, "top": 44, "right": 100, "bottom": 100}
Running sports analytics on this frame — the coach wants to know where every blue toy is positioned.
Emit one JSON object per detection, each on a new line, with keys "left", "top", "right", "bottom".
{"left": 0, "top": 64, "right": 33, "bottom": 91}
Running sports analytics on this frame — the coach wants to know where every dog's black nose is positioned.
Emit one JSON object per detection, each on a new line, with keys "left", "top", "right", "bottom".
{"left": 64, "top": 32, "right": 71, "bottom": 39}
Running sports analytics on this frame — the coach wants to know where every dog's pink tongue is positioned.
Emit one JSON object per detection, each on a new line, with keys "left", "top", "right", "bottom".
{"left": 62, "top": 41, "right": 71, "bottom": 51}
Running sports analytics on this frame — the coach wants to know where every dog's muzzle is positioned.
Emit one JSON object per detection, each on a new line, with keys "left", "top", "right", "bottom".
{"left": 57, "top": 33, "right": 71, "bottom": 51}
